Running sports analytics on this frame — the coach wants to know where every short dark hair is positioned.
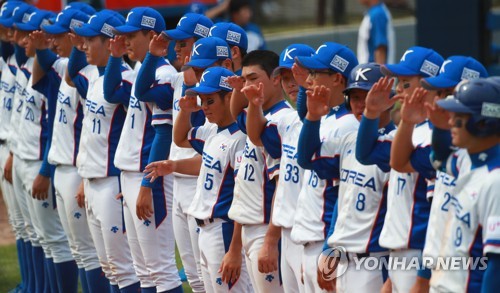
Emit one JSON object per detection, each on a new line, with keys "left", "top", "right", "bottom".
{"left": 229, "top": 0, "right": 251, "bottom": 14}
{"left": 242, "top": 50, "right": 279, "bottom": 78}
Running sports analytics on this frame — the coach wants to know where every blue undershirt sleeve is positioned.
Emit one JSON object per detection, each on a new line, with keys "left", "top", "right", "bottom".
{"left": 36, "top": 49, "right": 58, "bottom": 73}
{"left": 322, "top": 201, "right": 339, "bottom": 251}
{"left": 481, "top": 253, "right": 500, "bottom": 293}
{"left": 1, "top": 41, "right": 14, "bottom": 62}
{"left": 297, "top": 118, "right": 321, "bottom": 170}
{"left": 68, "top": 48, "right": 89, "bottom": 99}
{"left": 296, "top": 86, "right": 307, "bottom": 121}
{"left": 103, "top": 56, "right": 130, "bottom": 106}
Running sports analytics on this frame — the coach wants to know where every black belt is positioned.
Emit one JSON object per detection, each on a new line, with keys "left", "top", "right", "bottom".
{"left": 346, "top": 252, "right": 370, "bottom": 261}
{"left": 195, "top": 218, "right": 214, "bottom": 227}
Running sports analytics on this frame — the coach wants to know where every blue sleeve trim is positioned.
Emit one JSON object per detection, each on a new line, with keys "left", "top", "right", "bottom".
{"left": 297, "top": 118, "right": 321, "bottom": 170}
{"left": 191, "top": 110, "right": 206, "bottom": 127}
{"left": 236, "top": 111, "right": 247, "bottom": 134}
{"left": 261, "top": 123, "right": 282, "bottom": 159}
{"left": 36, "top": 49, "right": 57, "bottom": 73}
{"left": 188, "top": 127, "right": 205, "bottom": 154}
{"left": 141, "top": 124, "right": 172, "bottom": 188}
{"left": 410, "top": 146, "right": 437, "bottom": 179}
{"left": 431, "top": 127, "right": 453, "bottom": 165}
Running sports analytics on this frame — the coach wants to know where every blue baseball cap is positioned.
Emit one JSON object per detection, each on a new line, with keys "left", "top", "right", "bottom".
{"left": 436, "top": 77, "right": 500, "bottom": 116}
{"left": 42, "top": 9, "right": 89, "bottom": 35}
{"left": 162, "top": 13, "right": 213, "bottom": 40}
{"left": 209, "top": 22, "right": 248, "bottom": 52}
{"left": 272, "top": 43, "right": 315, "bottom": 76}
{"left": 186, "top": 66, "right": 235, "bottom": 95}
{"left": 0, "top": 3, "right": 35, "bottom": 28}
{"left": 344, "top": 63, "right": 387, "bottom": 93}
{"left": 63, "top": 2, "right": 96, "bottom": 16}
{"left": 14, "top": 9, "right": 55, "bottom": 31}
{"left": 295, "top": 42, "right": 358, "bottom": 78}
{"left": 382, "top": 46, "right": 444, "bottom": 77}
{"left": 114, "top": 7, "right": 165, "bottom": 34}
{"left": 0, "top": 1, "right": 24, "bottom": 22}
{"left": 421, "top": 56, "right": 488, "bottom": 90}
{"left": 181, "top": 37, "right": 232, "bottom": 71}
{"left": 73, "top": 9, "right": 125, "bottom": 38}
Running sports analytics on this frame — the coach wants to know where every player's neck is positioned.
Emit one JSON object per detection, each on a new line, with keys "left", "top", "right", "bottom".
{"left": 466, "top": 136, "right": 499, "bottom": 155}
{"left": 262, "top": 91, "right": 285, "bottom": 112}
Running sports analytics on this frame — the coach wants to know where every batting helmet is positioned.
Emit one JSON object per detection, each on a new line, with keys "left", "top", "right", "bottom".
{"left": 437, "top": 77, "right": 500, "bottom": 137}
{"left": 343, "top": 63, "right": 387, "bottom": 111}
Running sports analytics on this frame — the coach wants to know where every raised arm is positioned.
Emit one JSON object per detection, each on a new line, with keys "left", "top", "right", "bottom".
{"left": 66, "top": 33, "right": 87, "bottom": 91}
{"left": 292, "top": 63, "right": 309, "bottom": 121}
{"left": 241, "top": 82, "right": 267, "bottom": 146}
{"left": 356, "top": 77, "right": 395, "bottom": 171}
{"left": 31, "top": 31, "right": 55, "bottom": 86}
{"left": 228, "top": 75, "right": 247, "bottom": 121}
{"left": 173, "top": 95, "right": 201, "bottom": 148}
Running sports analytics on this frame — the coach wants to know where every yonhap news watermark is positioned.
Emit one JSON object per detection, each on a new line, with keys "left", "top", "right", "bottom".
{"left": 317, "top": 246, "right": 488, "bottom": 281}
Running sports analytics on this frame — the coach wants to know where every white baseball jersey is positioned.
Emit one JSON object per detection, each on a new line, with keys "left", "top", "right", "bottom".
{"left": 322, "top": 127, "right": 394, "bottom": 253}
{"left": 8, "top": 58, "right": 31, "bottom": 154}
{"left": 16, "top": 58, "right": 49, "bottom": 161}
{"left": 47, "top": 58, "right": 84, "bottom": 166}
{"left": 114, "top": 61, "right": 177, "bottom": 172}
{"left": 228, "top": 100, "right": 293, "bottom": 225}
{"left": 291, "top": 105, "right": 359, "bottom": 244}
{"left": 76, "top": 65, "right": 131, "bottom": 178}
{"left": 169, "top": 72, "right": 199, "bottom": 164}
{"left": 423, "top": 148, "right": 471, "bottom": 267}
{"left": 0, "top": 55, "right": 17, "bottom": 141}
{"left": 186, "top": 122, "right": 246, "bottom": 220}
{"left": 259, "top": 111, "right": 304, "bottom": 228}
{"left": 150, "top": 61, "right": 177, "bottom": 126}
{"left": 431, "top": 146, "right": 500, "bottom": 293}
{"left": 379, "top": 121, "right": 433, "bottom": 250}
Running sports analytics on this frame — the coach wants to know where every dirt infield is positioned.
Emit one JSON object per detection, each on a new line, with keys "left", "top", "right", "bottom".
{"left": 0, "top": 192, "right": 15, "bottom": 246}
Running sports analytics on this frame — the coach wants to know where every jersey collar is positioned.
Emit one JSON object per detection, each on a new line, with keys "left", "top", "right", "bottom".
{"left": 470, "top": 144, "right": 500, "bottom": 171}
{"left": 326, "top": 103, "right": 349, "bottom": 118}
{"left": 217, "top": 121, "right": 239, "bottom": 134}
{"left": 263, "top": 100, "right": 290, "bottom": 115}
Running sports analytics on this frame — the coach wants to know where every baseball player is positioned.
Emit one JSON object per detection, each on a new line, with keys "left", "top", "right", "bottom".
{"left": 299, "top": 63, "right": 394, "bottom": 292}
{"left": 68, "top": 10, "right": 141, "bottom": 292}
{"left": 356, "top": 46, "right": 444, "bottom": 292}
{"left": 430, "top": 77, "right": 500, "bottom": 292}
{"left": 208, "top": 22, "right": 248, "bottom": 75}
{"left": 13, "top": 8, "right": 82, "bottom": 293}
{"left": 147, "top": 66, "right": 252, "bottom": 293}
{"left": 139, "top": 13, "right": 213, "bottom": 292}
{"left": 0, "top": 2, "right": 34, "bottom": 292}
{"left": 104, "top": 7, "right": 182, "bottom": 292}
{"left": 289, "top": 42, "right": 359, "bottom": 293}
{"left": 243, "top": 43, "right": 315, "bottom": 293}
{"left": 140, "top": 36, "right": 233, "bottom": 293}
{"left": 398, "top": 56, "right": 487, "bottom": 291}
{"left": 227, "top": 50, "right": 294, "bottom": 292}
{"left": 32, "top": 7, "right": 111, "bottom": 293}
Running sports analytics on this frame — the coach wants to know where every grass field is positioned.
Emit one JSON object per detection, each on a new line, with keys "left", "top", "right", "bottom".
{"left": 0, "top": 244, "right": 193, "bottom": 293}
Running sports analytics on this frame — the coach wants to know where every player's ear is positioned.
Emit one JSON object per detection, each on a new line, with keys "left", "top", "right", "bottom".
{"left": 332, "top": 72, "right": 345, "bottom": 87}
{"left": 221, "top": 59, "right": 233, "bottom": 71}
{"left": 230, "top": 46, "right": 240, "bottom": 60}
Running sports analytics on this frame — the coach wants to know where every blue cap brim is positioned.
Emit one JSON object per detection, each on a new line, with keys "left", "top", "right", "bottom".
{"left": 272, "top": 65, "right": 292, "bottom": 77}
{"left": 0, "top": 18, "right": 14, "bottom": 28}
{"left": 436, "top": 97, "right": 474, "bottom": 113}
{"left": 14, "top": 22, "right": 38, "bottom": 31}
{"left": 113, "top": 24, "right": 140, "bottom": 34}
{"left": 42, "top": 24, "right": 68, "bottom": 35}
{"left": 381, "top": 64, "right": 419, "bottom": 76}
{"left": 186, "top": 86, "right": 221, "bottom": 95}
{"left": 343, "top": 81, "right": 373, "bottom": 93}
{"left": 162, "top": 29, "right": 192, "bottom": 40}
{"left": 421, "top": 76, "right": 458, "bottom": 90}
{"left": 295, "top": 56, "right": 328, "bottom": 70}
{"left": 181, "top": 59, "right": 216, "bottom": 71}
{"left": 73, "top": 26, "right": 100, "bottom": 37}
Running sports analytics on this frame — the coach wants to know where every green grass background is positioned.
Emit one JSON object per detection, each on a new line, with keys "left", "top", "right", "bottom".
{"left": 0, "top": 244, "right": 193, "bottom": 293}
